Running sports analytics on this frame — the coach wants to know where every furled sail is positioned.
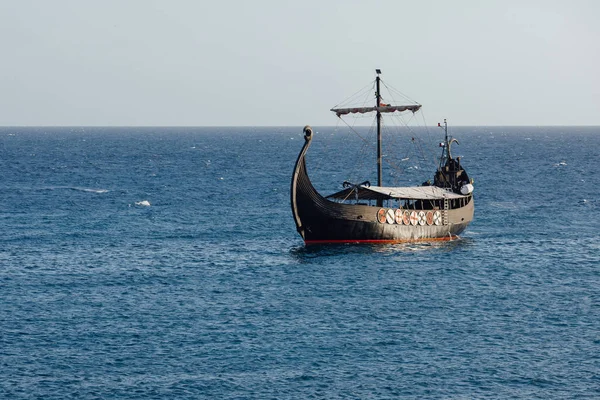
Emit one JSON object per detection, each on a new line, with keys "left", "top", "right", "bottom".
{"left": 330, "top": 104, "right": 422, "bottom": 117}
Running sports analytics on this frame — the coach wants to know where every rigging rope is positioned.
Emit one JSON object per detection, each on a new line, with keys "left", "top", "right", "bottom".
{"left": 331, "top": 80, "right": 375, "bottom": 109}
{"left": 326, "top": 76, "right": 450, "bottom": 188}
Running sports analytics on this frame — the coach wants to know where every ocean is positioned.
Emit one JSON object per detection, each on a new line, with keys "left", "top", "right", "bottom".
{"left": 1, "top": 126, "right": 599, "bottom": 399}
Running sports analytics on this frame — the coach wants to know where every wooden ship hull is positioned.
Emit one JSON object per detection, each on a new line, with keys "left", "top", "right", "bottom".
{"left": 291, "top": 70, "right": 474, "bottom": 244}
{"left": 291, "top": 126, "right": 474, "bottom": 244}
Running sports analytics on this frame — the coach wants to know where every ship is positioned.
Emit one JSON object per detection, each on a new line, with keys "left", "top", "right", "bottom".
{"left": 290, "top": 69, "right": 474, "bottom": 244}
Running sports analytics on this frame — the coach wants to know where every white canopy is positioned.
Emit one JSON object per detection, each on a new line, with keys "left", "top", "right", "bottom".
{"left": 367, "top": 185, "right": 465, "bottom": 199}
{"left": 327, "top": 185, "right": 466, "bottom": 201}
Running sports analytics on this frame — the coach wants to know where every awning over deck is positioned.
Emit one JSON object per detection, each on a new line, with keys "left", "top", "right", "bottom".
{"left": 326, "top": 185, "right": 466, "bottom": 201}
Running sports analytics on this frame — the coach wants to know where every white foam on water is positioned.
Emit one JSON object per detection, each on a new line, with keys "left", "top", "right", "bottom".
{"left": 45, "top": 186, "right": 109, "bottom": 193}
{"left": 78, "top": 188, "right": 109, "bottom": 194}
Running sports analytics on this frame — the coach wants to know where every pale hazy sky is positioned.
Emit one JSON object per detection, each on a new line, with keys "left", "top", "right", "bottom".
{"left": 0, "top": 0, "right": 598, "bottom": 126}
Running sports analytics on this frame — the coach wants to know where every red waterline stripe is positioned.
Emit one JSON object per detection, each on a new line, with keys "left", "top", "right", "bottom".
{"left": 304, "top": 236, "right": 459, "bottom": 245}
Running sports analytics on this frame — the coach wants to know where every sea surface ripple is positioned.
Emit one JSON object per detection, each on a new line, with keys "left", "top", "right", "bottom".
{"left": 1, "top": 126, "right": 599, "bottom": 399}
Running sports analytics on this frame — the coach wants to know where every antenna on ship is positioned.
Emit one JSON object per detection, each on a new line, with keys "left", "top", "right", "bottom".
{"left": 443, "top": 118, "right": 448, "bottom": 146}
{"left": 438, "top": 118, "right": 449, "bottom": 165}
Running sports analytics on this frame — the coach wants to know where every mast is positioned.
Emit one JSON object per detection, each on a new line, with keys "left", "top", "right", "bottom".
{"left": 328, "top": 69, "right": 423, "bottom": 195}
{"left": 443, "top": 118, "right": 448, "bottom": 160}
{"left": 438, "top": 118, "right": 450, "bottom": 168}
{"left": 376, "top": 69, "right": 382, "bottom": 190}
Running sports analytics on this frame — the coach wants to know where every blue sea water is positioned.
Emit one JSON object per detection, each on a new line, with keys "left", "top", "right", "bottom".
{"left": 0, "top": 126, "right": 599, "bottom": 399}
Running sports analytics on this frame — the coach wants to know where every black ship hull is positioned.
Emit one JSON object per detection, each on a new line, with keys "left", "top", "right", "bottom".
{"left": 291, "top": 127, "right": 474, "bottom": 244}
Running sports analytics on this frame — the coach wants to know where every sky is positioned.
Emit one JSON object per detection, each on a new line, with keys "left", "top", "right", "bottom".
{"left": 0, "top": 0, "right": 598, "bottom": 126}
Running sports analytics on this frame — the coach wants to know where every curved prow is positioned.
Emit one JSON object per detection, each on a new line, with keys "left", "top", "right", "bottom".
{"left": 290, "top": 126, "right": 314, "bottom": 239}
{"left": 448, "top": 138, "right": 459, "bottom": 159}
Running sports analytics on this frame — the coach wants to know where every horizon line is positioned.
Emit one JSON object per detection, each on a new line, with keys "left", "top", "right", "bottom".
{"left": 0, "top": 124, "right": 599, "bottom": 128}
